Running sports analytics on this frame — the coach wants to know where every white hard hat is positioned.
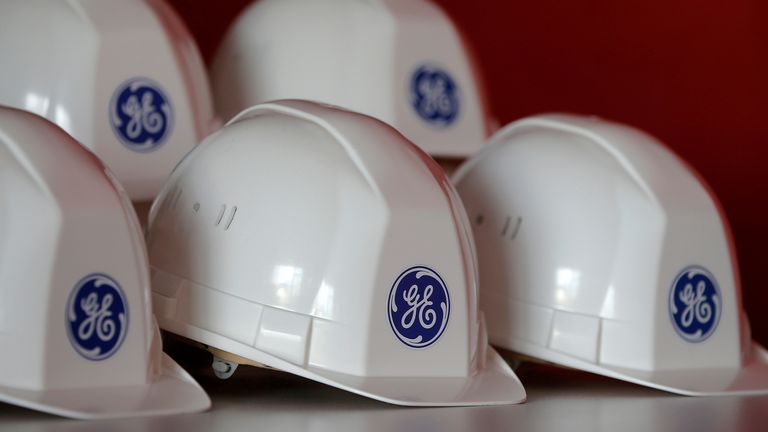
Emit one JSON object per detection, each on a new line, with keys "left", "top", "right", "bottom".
{"left": 453, "top": 114, "right": 768, "bottom": 396}
{"left": 0, "top": 107, "right": 210, "bottom": 418}
{"left": 147, "top": 100, "right": 525, "bottom": 406}
{"left": 210, "top": 0, "right": 491, "bottom": 158}
{"left": 0, "top": 0, "right": 218, "bottom": 201}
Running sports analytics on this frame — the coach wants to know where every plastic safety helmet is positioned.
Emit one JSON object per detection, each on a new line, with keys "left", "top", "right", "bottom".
{"left": 0, "top": 0, "right": 218, "bottom": 201}
{"left": 452, "top": 114, "right": 768, "bottom": 396}
{"left": 147, "top": 100, "right": 525, "bottom": 406}
{"left": 0, "top": 107, "right": 210, "bottom": 419}
{"left": 210, "top": 0, "right": 491, "bottom": 158}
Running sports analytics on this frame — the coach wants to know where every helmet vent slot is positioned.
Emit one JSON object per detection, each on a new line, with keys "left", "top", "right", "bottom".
{"left": 501, "top": 216, "right": 511, "bottom": 235}
{"left": 214, "top": 204, "right": 238, "bottom": 231}
{"left": 215, "top": 205, "right": 226, "bottom": 226}
{"left": 224, "top": 206, "right": 238, "bottom": 231}
{"left": 501, "top": 215, "right": 522, "bottom": 240}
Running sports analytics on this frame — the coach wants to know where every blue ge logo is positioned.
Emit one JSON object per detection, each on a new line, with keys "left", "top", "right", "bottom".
{"left": 409, "top": 65, "right": 460, "bottom": 127}
{"left": 669, "top": 266, "right": 722, "bottom": 342}
{"left": 388, "top": 266, "right": 450, "bottom": 348}
{"left": 110, "top": 78, "right": 173, "bottom": 152}
{"left": 66, "top": 274, "right": 129, "bottom": 361}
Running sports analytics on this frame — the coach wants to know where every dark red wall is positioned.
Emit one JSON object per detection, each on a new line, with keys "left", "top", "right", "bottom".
{"left": 169, "top": 0, "right": 768, "bottom": 346}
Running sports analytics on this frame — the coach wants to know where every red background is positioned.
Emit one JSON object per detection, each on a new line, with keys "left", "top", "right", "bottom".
{"left": 169, "top": 0, "right": 768, "bottom": 346}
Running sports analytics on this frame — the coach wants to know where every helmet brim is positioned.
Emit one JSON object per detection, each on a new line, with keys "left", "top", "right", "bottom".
{"left": 165, "top": 319, "right": 526, "bottom": 406}
{"left": 302, "top": 346, "right": 527, "bottom": 406}
{"left": 0, "top": 353, "right": 210, "bottom": 419}
{"left": 510, "top": 338, "right": 768, "bottom": 396}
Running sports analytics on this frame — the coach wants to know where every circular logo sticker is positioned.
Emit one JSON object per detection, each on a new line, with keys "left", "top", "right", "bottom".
{"left": 409, "top": 65, "right": 460, "bottom": 127}
{"left": 110, "top": 78, "right": 173, "bottom": 152}
{"left": 66, "top": 274, "right": 129, "bottom": 361}
{"left": 669, "top": 266, "right": 721, "bottom": 342}
{"left": 388, "top": 266, "right": 450, "bottom": 348}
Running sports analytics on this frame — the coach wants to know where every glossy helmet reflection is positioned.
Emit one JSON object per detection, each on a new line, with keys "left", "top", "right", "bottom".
{"left": 210, "top": 0, "right": 492, "bottom": 158}
{"left": 147, "top": 100, "right": 525, "bottom": 406}
{"left": 0, "top": 0, "right": 218, "bottom": 201}
{"left": 453, "top": 114, "right": 768, "bottom": 396}
{"left": 0, "top": 107, "right": 210, "bottom": 419}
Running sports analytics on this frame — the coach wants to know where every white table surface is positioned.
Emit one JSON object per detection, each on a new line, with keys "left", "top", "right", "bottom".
{"left": 2, "top": 340, "right": 767, "bottom": 432}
